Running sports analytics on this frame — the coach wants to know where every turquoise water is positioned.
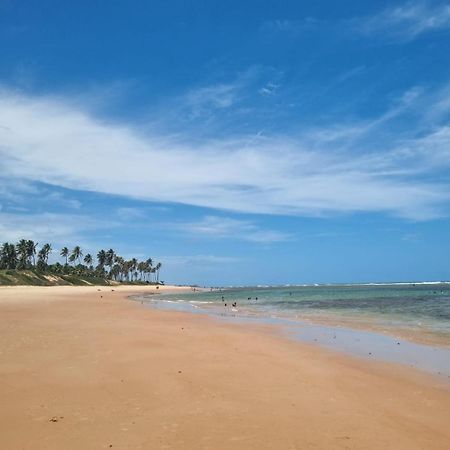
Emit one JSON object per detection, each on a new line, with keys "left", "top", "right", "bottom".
{"left": 144, "top": 283, "right": 450, "bottom": 340}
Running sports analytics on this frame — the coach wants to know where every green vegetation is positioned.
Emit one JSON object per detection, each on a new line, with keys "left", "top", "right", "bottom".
{"left": 0, "top": 239, "right": 163, "bottom": 286}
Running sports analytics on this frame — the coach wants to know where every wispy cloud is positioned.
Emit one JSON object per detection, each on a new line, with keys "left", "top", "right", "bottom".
{"left": 0, "top": 86, "right": 449, "bottom": 221}
{"left": 184, "top": 83, "right": 240, "bottom": 115}
{"left": 0, "top": 211, "right": 115, "bottom": 245}
{"left": 178, "top": 215, "right": 292, "bottom": 243}
{"left": 258, "top": 81, "right": 280, "bottom": 97}
{"left": 355, "top": 1, "right": 450, "bottom": 40}
{"left": 260, "top": 18, "right": 320, "bottom": 36}
{"left": 159, "top": 254, "right": 241, "bottom": 266}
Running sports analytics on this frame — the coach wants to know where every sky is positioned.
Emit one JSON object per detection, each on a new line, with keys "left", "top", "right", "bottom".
{"left": 1, "top": 0, "right": 450, "bottom": 285}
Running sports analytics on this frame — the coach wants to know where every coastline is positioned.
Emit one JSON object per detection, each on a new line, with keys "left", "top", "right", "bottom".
{"left": 1, "top": 285, "right": 450, "bottom": 449}
{"left": 141, "top": 285, "right": 450, "bottom": 349}
{"left": 137, "top": 292, "right": 450, "bottom": 378}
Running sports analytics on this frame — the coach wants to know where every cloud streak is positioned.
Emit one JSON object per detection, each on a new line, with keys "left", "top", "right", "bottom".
{"left": 356, "top": 1, "right": 450, "bottom": 40}
{"left": 0, "top": 211, "right": 115, "bottom": 245}
{"left": 178, "top": 215, "right": 292, "bottom": 243}
{"left": 0, "top": 87, "right": 449, "bottom": 221}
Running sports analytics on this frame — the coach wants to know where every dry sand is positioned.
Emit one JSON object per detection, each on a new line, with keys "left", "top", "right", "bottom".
{"left": 1, "top": 285, "right": 449, "bottom": 449}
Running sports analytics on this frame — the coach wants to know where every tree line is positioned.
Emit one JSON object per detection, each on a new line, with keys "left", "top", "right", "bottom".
{"left": 0, "top": 239, "right": 162, "bottom": 283}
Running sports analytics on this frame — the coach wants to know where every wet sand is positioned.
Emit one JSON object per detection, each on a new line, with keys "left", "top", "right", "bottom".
{"left": 1, "top": 286, "right": 450, "bottom": 449}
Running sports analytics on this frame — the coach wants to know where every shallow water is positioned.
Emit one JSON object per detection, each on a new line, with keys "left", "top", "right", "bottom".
{"left": 146, "top": 283, "right": 450, "bottom": 339}
{"left": 134, "top": 283, "right": 450, "bottom": 377}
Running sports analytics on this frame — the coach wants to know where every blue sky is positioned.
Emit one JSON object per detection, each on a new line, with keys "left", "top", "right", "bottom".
{"left": 1, "top": 0, "right": 450, "bottom": 285}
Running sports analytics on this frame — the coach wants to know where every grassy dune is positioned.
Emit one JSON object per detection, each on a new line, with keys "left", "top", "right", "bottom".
{"left": 0, "top": 270, "right": 113, "bottom": 286}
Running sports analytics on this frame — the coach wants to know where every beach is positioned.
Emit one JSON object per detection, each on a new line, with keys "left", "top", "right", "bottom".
{"left": 1, "top": 286, "right": 450, "bottom": 449}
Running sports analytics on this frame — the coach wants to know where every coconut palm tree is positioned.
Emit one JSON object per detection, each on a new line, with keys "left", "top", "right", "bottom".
{"left": 130, "top": 258, "right": 138, "bottom": 281}
{"left": 60, "top": 247, "right": 69, "bottom": 265}
{"left": 116, "top": 256, "right": 126, "bottom": 281}
{"left": 0, "top": 243, "right": 17, "bottom": 269}
{"left": 26, "top": 240, "right": 38, "bottom": 267}
{"left": 146, "top": 258, "right": 153, "bottom": 281}
{"left": 40, "top": 243, "right": 52, "bottom": 264}
{"left": 106, "top": 249, "right": 115, "bottom": 272}
{"left": 84, "top": 253, "right": 93, "bottom": 266}
{"left": 137, "top": 261, "right": 146, "bottom": 281}
{"left": 110, "top": 263, "right": 120, "bottom": 281}
{"left": 37, "top": 244, "right": 51, "bottom": 270}
{"left": 70, "top": 246, "right": 83, "bottom": 265}
{"left": 16, "top": 239, "right": 29, "bottom": 270}
{"left": 96, "top": 249, "right": 106, "bottom": 269}
{"left": 156, "top": 262, "right": 162, "bottom": 283}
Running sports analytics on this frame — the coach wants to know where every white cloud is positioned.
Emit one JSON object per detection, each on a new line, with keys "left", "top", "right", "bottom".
{"left": 357, "top": 1, "right": 450, "bottom": 40}
{"left": 178, "top": 215, "right": 291, "bottom": 243}
{"left": 0, "top": 88, "right": 449, "bottom": 221}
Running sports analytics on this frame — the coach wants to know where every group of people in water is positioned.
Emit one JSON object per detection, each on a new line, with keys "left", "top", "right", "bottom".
{"left": 221, "top": 295, "right": 258, "bottom": 309}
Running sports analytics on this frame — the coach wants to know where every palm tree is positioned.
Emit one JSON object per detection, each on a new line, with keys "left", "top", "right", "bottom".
{"left": 110, "top": 263, "right": 120, "bottom": 281}
{"left": 106, "top": 249, "right": 115, "bottom": 272}
{"left": 40, "top": 243, "right": 52, "bottom": 264}
{"left": 70, "top": 246, "right": 83, "bottom": 265}
{"left": 0, "top": 243, "right": 17, "bottom": 269}
{"left": 26, "top": 240, "right": 38, "bottom": 267}
{"left": 155, "top": 262, "right": 162, "bottom": 283}
{"left": 137, "top": 261, "right": 146, "bottom": 281}
{"left": 130, "top": 258, "right": 138, "bottom": 281}
{"left": 146, "top": 258, "right": 153, "bottom": 282}
{"left": 84, "top": 253, "right": 93, "bottom": 266}
{"left": 60, "top": 247, "right": 69, "bottom": 265}
{"left": 97, "top": 249, "right": 106, "bottom": 269}
{"left": 114, "top": 256, "right": 125, "bottom": 281}
{"left": 16, "top": 239, "right": 29, "bottom": 270}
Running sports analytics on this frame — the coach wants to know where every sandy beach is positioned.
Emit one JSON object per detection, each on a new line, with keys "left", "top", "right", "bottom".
{"left": 1, "top": 286, "right": 450, "bottom": 449}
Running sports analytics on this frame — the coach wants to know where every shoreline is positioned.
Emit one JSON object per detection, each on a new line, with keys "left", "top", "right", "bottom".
{"left": 1, "top": 285, "right": 450, "bottom": 449}
{"left": 135, "top": 292, "right": 450, "bottom": 378}
{"left": 141, "top": 286, "right": 450, "bottom": 349}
